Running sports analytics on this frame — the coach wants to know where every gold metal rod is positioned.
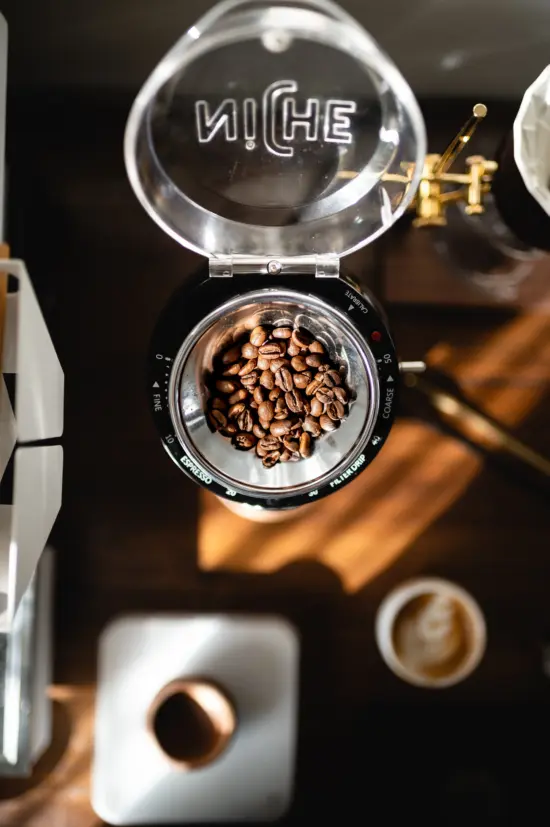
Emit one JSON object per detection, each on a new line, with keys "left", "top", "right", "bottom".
{"left": 339, "top": 170, "right": 412, "bottom": 184}
{"left": 433, "top": 103, "right": 488, "bottom": 176}
{"left": 380, "top": 173, "right": 411, "bottom": 184}
{"left": 412, "top": 375, "right": 550, "bottom": 478}
{"left": 438, "top": 189, "right": 467, "bottom": 204}
{"left": 438, "top": 173, "right": 472, "bottom": 184}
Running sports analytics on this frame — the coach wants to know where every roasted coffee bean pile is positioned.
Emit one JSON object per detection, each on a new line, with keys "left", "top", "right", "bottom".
{"left": 206, "top": 324, "right": 350, "bottom": 467}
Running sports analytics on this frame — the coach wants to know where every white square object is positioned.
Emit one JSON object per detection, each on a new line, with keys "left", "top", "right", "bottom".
{"left": 92, "top": 614, "right": 299, "bottom": 825}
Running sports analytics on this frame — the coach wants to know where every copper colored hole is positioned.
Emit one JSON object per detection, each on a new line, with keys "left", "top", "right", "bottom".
{"left": 147, "top": 679, "right": 236, "bottom": 770}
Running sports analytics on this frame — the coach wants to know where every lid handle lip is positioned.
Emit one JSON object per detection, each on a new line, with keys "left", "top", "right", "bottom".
{"left": 208, "top": 254, "right": 340, "bottom": 276}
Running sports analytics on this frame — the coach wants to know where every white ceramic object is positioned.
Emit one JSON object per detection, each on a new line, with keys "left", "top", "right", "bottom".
{"left": 92, "top": 614, "right": 299, "bottom": 825}
{"left": 514, "top": 64, "right": 550, "bottom": 217}
{"left": 0, "top": 259, "right": 64, "bottom": 632}
{"left": 218, "top": 497, "right": 307, "bottom": 523}
{"left": 375, "top": 577, "right": 486, "bottom": 689}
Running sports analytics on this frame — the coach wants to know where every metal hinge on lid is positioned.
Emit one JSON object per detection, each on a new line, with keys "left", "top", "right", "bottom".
{"left": 209, "top": 255, "right": 340, "bottom": 278}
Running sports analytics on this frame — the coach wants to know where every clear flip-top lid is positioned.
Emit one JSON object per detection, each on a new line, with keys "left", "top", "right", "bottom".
{"left": 125, "top": 0, "right": 426, "bottom": 259}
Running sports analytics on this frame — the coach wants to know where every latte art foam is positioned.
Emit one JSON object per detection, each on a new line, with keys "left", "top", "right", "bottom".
{"left": 392, "top": 593, "right": 472, "bottom": 680}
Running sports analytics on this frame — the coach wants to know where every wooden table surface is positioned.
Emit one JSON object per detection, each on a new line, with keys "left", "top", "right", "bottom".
{"left": 1, "top": 94, "right": 549, "bottom": 826}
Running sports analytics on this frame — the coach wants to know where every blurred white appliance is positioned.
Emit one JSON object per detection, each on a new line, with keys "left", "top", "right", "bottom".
{"left": 0, "top": 14, "right": 64, "bottom": 775}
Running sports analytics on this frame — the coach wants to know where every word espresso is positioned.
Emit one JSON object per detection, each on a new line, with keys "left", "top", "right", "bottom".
{"left": 206, "top": 324, "right": 351, "bottom": 468}
{"left": 195, "top": 79, "right": 357, "bottom": 157}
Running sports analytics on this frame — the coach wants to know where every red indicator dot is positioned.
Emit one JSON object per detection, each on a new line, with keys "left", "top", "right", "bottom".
{"left": 371, "top": 330, "right": 382, "bottom": 342}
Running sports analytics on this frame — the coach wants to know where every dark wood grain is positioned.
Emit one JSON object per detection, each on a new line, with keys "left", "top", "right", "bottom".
{"left": 0, "top": 92, "right": 549, "bottom": 826}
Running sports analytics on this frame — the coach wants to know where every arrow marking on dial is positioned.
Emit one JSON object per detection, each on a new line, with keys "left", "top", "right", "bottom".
{"left": 153, "top": 382, "right": 160, "bottom": 388}
{"left": 348, "top": 304, "right": 354, "bottom": 312}
{"left": 387, "top": 376, "right": 394, "bottom": 382}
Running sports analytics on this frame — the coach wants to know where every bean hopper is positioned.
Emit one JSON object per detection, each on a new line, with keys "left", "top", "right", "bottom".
{"left": 125, "top": 0, "right": 427, "bottom": 510}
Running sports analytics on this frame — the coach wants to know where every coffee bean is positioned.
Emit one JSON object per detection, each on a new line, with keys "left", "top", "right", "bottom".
{"left": 241, "top": 371, "right": 259, "bottom": 387}
{"left": 263, "top": 451, "right": 281, "bottom": 468}
{"left": 305, "top": 353, "right": 323, "bottom": 368}
{"left": 333, "top": 387, "right": 348, "bottom": 404}
{"left": 293, "top": 373, "right": 310, "bottom": 389}
{"left": 256, "top": 442, "right": 269, "bottom": 458}
{"left": 305, "top": 378, "right": 323, "bottom": 396}
{"left": 216, "top": 379, "right": 238, "bottom": 394}
{"left": 291, "top": 356, "right": 307, "bottom": 372}
{"left": 237, "top": 409, "right": 254, "bottom": 431}
{"left": 259, "top": 436, "right": 281, "bottom": 452}
{"left": 285, "top": 388, "right": 303, "bottom": 413}
{"left": 238, "top": 359, "right": 257, "bottom": 376}
{"left": 323, "top": 369, "right": 341, "bottom": 387}
{"left": 275, "top": 367, "right": 293, "bottom": 392}
{"left": 220, "top": 423, "right": 237, "bottom": 437}
{"left": 228, "top": 402, "right": 246, "bottom": 418}
{"left": 234, "top": 432, "right": 256, "bottom": 450}
{"left": 260, "top": 370, "right": 275, "bottom": 389}
{"left": 270, "top": 419, "right": 291, "bottom": 436}
{"left": 228, "top": 388, "right": 248, "bottom": 405}
{"left": 299, "top": 432, "right": 312, "bottom": 458}
{"left": 310, "top": 397, "right": 324, "bottom": 417}
{"left": 303, "top": 415, "right": 322, "bottom": 437}
{"left": 210, "top": 321, "right": 350, "bottom": 467}
{"left": 222, "top": 345, "right": 241, "bottom": 364}
{"left": 326, "top": 400, "right": 345, "bottom": 420}
{"left": 320, "top": 414, "right": 337, "bottom": 432}
{"left": 316, "top": 387, "right": 334, "bottom": 405}
{"left": 222, "top": 361, "right": 243, "bottom": 376}
{"left": 253, "top": 386, "right": 264, "bottom": 405}
{"left": 272, "top": 327, "right": 292, "bottom": 339}
{"left": 250, "top": 326, "right": 268, "bottom": 347}
{"left": 241, "top": 342, "right": 258, "bottom": 360}
{"left": 208, "top": 409, "right": 227, "bottom": 430}
{"left": 269, "top": 357, "right": 289, "bottom": 373}
{"left": 259, "top": 342, "right": 285, "bottom": 358}
{"left": 258, "top": 401, "right": 274, "bottom": 422}
{"left": 291, "top": 329, "right": 311, "bottom": 348}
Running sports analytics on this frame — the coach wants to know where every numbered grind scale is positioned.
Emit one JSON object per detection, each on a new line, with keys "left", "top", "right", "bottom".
{"left": 125, "top": 0, "right": 427, "bottom": 510}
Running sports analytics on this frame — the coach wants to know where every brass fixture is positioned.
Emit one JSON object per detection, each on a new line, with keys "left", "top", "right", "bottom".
{"left": 338, "top": 104, "right": 498, "bottom": 227}
{"left": 411, "top": 104, "right": 498, "bottom": 227}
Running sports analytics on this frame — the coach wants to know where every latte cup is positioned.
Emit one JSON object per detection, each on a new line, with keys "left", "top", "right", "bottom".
{"left": 375, "top": 578, "right": 487, "bottom": 688}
